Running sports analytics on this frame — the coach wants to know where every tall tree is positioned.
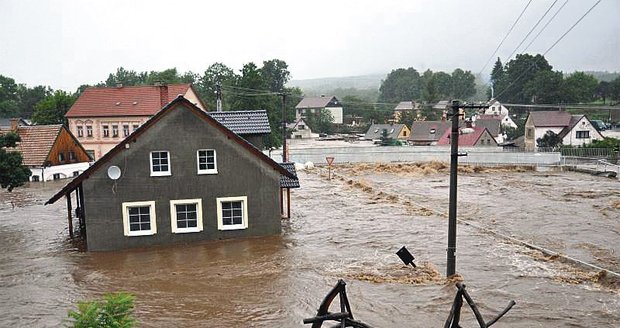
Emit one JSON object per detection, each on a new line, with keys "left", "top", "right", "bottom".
{"left": 421, "top": 69, "right": 439, "bottom": 103}
{"left": 31, "top": 90, "right": 76, "bottom": 124}
{"left": 490, "top": 57, "right": 504, "bottom": 85}
{"left": 0, "top": 132, "right": 31, "bottom": 191}
{"left": 434, "top": 71, "right": 453, "bottom": 99}
{"left": 105, "top": 67, "right": 145, "bottom": 87}
{"left": 145, "top": 68, "right": 182, "bottom": 85}
{"left": 524, "top": 70, "right": 564, "bottom": 104}
{"left": 16, "top": 84, "right": 51, "bottom": 118}
{"left": 0, "top": 75, "right": 19, "bottom": 118}
{"left": 497, "top": 54, "right": 553, "bottom": 103}
{"left": 562, "top": 72, "right": 598, "bottom": 103}
{"left": 450, "top": 69, "right": 476, "bottom": 100}
{"left": 596, "top": 81, "right": 611, "bottom": 104}
{"left": 261, "top": 59, "right": 290, "bottom": 92}
{"left": 379, "top": 68, "right": 422, "bottom": 103}
{"left": 197, "top": 63, "right": 237, "bottom": 109}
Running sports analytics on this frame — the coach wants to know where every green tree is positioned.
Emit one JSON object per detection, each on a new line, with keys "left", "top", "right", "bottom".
{"left": 536, "top": 130, "right": 562, "bottom": 149}
{"left": 596, "top": 81, "right": 611, "bottom": 103}
{"left": 434, "top": 71, "right": 452, "bottom": 99}
{"left": 451, "top": 69, "right": 476, "bottom": 100}
{"left": 524, "top": 70, "right": 564, "bottom": 104}
{"left": 145, "top": 68, "right": 183, "bottom": 85}
{"left": 562, "top": 72, "right": 598, "bottom": 103}
{"left": 421, "top": 69, "right": 439, "bottom": 103}
{"left": 379, "top": 68, "right": 422, "bottom": 103}
{"left": 611, "top": 76, "right": 620, "bottom": 102}
{"left": 105, "top": 67, "right": 146, "bottom": 87}
{"left": 0, "top": 75, "right": 19, "bottom": 118}
{"left": 31, "top": 90, "right": 76, "bottom": 124}
{"left": 0, "top": 132, "right": 31, "bottom": 191}
{"left": 496, "top": 54, "right": 553, "bottom": 103}
{"left": 67, "top": 292, "right": 135, "bottom": 328}
{"left": 196, "top": 62, "right": 238, "bottom": 109}
{"left": 503, "top": 124, "right": 524, "bottom": 141}
{"left": 261, "top": 59, "right": 290, "bottom": 92}
{"left": 306, "top": 109, "right": 334, "bottom": 134}
{"left": 16, "top": 84, "right": 51, "bottom": 118}
{"left": 490, "top": 58, "right": 504, "bottom": 85}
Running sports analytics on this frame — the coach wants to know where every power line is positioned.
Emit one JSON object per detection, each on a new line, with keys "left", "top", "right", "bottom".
{"left": 522, "top": 0, "right": 569, "bottom": 52}
{"left": 504, "top": 0, "right": 559, "bottom": 62}
{"left": 493, "top": 0, "right": 603, "bottom": 101}
{"left": 478, "top": 0, "right": 533, "bottom": 75}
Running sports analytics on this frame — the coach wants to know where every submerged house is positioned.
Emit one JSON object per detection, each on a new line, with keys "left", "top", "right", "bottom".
{"left": 408, "top": 121, "right": 452, "bottom": 146}
{"left": 436, "top": 126, "right": 498, "bottom": 147}
{"left": 0, "top": 121, "right": 91, "bottom": 181}
{"left": 364, "top": 123, "right": 411, "bottom": 141}
{"left": 524, "top": 111, "right": 604, "bottom": 151}
{"left": 46, "top": 96, "right": 296, "bottom": 251}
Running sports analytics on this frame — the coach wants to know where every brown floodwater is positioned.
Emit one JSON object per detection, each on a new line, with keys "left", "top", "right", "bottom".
{"left": 0, "top": 165, "right": 619, "bottom": 327}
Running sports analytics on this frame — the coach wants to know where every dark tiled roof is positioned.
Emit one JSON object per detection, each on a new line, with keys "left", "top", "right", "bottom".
{"left": 66, "top": 84, "right": 192, "bottom": 117}
{"left": 529, "top": 111, "right": 572, "bottom": 127}
{"left": 295, "top": 96, "right": 340, "bottom": 109}
{"left": 0, "top": 125, "right": 61, "bottom": 166}
{"left": 279, "top": 162, "right": 300, "bottom": 188}
{"left": 0, "top": 118, "right": 30, "bottom": 128}
{"left": 364, "top": 124, "right": 406, "bottom": 140}
{"left": 474, "top": 118, "right": 501, "bottom": 137}
{"left": 208, "top": 110, "right": 271, "bottom": 135}
{"left": 408, "top": 121, "right": 452, "bottom": 142}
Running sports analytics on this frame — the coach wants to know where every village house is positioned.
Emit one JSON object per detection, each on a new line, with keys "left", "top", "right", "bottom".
{"left": 286, "top": 118, "right": 316, "bottom": 139}
{"left": 485, "top": 98, "right": 510, "bottom": 116}
{"left": 393, "top": 101, "right": 420, "bottom": 121}
{"left": 436, "top": 126, "right": 498, "bottom": 147}
{"left": 524, "top": 111, "right": 603, "bottom": 151}
{"left": 0, "top": 120, "right": 91, "bottom": 181}
{"left": 0, "top": 117, "right": 30, "bottom": 128}
{"left": 65, "top": 84, "right": 206, "bottom": 161}
{"left": 364, "top": 123, "right": 411, "bottom": 141}
{"left": 46, "top": 96, "right": 296, "bottom": 251}
{"left": 473, "top": 117, "right": 504, "bottom": 143}
{"left": 295, "top": 95, "right": 343, "bottom": 124}
{"left": 475, "top": 114, "right": 518, "bottom": 130}
{"left": 407, "top": 120, "right": 453, "bottom": 146}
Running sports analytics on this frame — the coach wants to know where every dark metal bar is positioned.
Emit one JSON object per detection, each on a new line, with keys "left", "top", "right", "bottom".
{"left": 281, "top": 93, "right": 287, "bottom": 162}
{"left": 457, "top": 283, "right": 487, "bottom": 327}
{"left": 446, "top": 100, "right": 460, "bottom": 277}
{"left": 286, "top": 188, "right": 291, "bottom": 218}
{"left": 486, "top": 300, "right": 516, "bottom": 327}
{"left": 66, "top": 193, "right": 73, "bottom": 238}
{"left": 78, "top": 183, "right": 86, "bottom": 238}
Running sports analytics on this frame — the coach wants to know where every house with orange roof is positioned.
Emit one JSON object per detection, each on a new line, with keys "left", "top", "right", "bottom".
{"left": 436, "top": 126, "right": 498, "bottom": 147}
{"left": 0, "top": 119, "right": 91, "bottom": 181}
{"left": 65, "top": 84, "right": 206, "bottom": 160}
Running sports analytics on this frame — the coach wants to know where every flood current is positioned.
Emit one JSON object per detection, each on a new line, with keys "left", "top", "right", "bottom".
{"left": 1, "top": 164, "right": 619, "bottom": 327}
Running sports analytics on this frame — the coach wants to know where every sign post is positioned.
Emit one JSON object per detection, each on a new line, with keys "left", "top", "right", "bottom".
{"left": 326, "top": 156, "right": 334, "bottom": 180}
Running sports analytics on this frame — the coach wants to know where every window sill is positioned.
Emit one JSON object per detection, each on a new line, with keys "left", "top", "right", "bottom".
{"left": 219, "top": 225, "right": 247, "bottom": 231}
{"left": 126, "top": 230, "right": 156, "bottom": 237}
{"left": 173, "top": 228, "right": 202, "bottom": 234}
{"left": 197, "top": 170, "right": 218, "bottom": 175}
{"left": 150, "top": 172, "right": 172, "bottom": 177}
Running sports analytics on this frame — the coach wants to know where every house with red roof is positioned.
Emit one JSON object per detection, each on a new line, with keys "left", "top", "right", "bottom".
{"left": 436, "top": 126, "right": 498, "bottom": 147}
{"left": 524, "top": 111, "right": 603, "bottom": 151}
{"left": 0, "top": 120, "right": 91, "bottom": 181}
{"left": 66, "top": 84, "right": 206, "bottom": 160}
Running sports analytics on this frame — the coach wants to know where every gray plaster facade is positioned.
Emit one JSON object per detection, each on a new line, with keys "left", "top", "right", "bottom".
{"left": 79, "top": 102, "right": 283, "bottom": 251}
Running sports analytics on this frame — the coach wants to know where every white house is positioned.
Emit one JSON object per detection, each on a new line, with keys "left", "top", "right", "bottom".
{"left": 287, "top": 118, "right": 317, "bottom": 139}
{"left": 295, "top": 96, "right": 343, "bottom": 124}
{"left": 485, "top": 99, "right": 510, "bottom": 116}
{"left": 524, "top": 111, "right": 603, "bottom": 151}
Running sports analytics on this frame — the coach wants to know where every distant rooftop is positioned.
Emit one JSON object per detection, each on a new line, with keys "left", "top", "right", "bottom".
{"left": 208, "top": 110, "right": 271, "bottom": 135}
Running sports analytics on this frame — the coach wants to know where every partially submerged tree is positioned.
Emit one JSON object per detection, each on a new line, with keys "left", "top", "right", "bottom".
{"left": 67, "top": 292, "right": 136, "bottom": 328}
{"left": 0, "top": 132, "right": 31, "bottom": 191}
{"left": 536, "top": 130, "right": 563, "bottom": 150}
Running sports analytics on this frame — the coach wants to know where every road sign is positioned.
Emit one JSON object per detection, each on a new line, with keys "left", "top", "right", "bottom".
{"left": 326, "top": 157, "right": 334, "bottom": 165}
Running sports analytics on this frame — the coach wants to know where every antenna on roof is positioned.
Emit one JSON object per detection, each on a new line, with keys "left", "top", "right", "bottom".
{"left": 215, "top": 82, "right": 223, "bottom": 112}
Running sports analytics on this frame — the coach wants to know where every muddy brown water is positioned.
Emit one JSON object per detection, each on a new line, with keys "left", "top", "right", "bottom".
{"left": 0, "top": 166, "right": 619, "bottom": 327}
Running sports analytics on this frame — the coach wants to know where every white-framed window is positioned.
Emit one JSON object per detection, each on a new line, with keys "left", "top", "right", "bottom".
{"left": 576, "top": 131, "right": 590, "bottom": 139}
{"left": 112, "top": 125, "right": 119, "bottom": 137}
{"left": 150, "top": 151, "right": 171, "bottom": 176}
{"left": 170, "top": 199, "right": 203, "bottom": 234}
{"left": 122, "top": 201, "right": 157, "bottom": 236}
{"left": 102, "top": 125, "right": 109, "bottom": 137}
{"left": 217, "top": 196, "right": 248, "bottom": 231}
{"left": 77, "top": 126, "right": 83, "bottom": 137}
{"left": 123, "top": 125, "right": 130, "bottom": 137}
{"left": 86, "top": 125, "right": 93, "bottom": 137}
{"left": 197, "top": 149, "right": 217, "bottom": 174}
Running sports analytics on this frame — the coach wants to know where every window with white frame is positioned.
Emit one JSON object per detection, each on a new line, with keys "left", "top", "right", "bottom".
{"left": 170, "top": 199, "right": 203, "bottom": 233}
{"left": 123, "top": 125, "right": 130, "bottom": 137}
{"left": 217, "top": 196, "right": 248, "bottom": 230}
{"left": 197, "top": 149, "right": 217, "bottom": 174}
{"left": 122, "top": 201, "right": 157, "bottom": 236}
{"left": 102, "top": 125, "right": 109, "bottom": 137}
{"left": 86, "top": 125, "right": 93, "bottom": 137}
{"left": 576, "top": 131, "right": 590, "bottom": 139}
{"left": 150, "top": 151, "right": 171, "bottom": 176}
{"left": 77, "top": 126, "right": 83, "bottom": 137}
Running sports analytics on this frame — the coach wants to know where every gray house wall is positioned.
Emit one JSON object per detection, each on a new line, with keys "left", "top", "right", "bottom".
{"left": 82, "top": 105, "right": 282, "bottom": 251}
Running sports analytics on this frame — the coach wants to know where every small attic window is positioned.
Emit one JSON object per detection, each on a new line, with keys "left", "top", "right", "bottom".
{"left": 390, "top": 128, "right": 395, "bottom": 134}
{"left": 133, "top": 101, "right": 138, "bottom": 105}
{"left": 430, "top": 128, "right": 436, "bottom": 134}
{"left": 115, "top": 102, "right": 121, "bottom": 106}
{"left": 374, "top": 129, "right": 379, "bottom": 133}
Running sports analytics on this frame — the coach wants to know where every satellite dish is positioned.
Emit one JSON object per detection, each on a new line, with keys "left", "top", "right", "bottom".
{"left": 107, "top": 166, "right": 122, "bottom": 180}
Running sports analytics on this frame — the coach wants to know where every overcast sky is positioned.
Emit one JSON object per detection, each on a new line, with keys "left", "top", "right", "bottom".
{"left": 1, "top": 0, "right": 618, "bottom": 91}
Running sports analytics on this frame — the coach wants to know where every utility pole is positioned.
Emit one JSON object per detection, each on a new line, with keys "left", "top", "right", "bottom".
{"left": 446, "top": 100, "right": 488, "bottom": 277}
{"left": 280, "top": 92, "right": 288, "bottom": 162}
{"left": 215, "top": 82, "right": 222, "bottom": 112}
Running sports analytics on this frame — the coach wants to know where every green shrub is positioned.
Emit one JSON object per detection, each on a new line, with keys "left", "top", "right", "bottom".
{"left": 67, "top": 292, "right": 136, "bottom": 328}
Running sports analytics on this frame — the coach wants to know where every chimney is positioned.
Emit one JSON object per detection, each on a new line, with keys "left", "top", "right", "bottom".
{"left": 10, "top": 118, "right": 19, "bottom": 131}
{"left": 159, "top": 85, "right": 169, "bottom": 107}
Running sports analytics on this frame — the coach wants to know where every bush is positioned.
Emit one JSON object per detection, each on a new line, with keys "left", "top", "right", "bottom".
{"left": 67, "top": 292, "right": 136, "bottom": 328}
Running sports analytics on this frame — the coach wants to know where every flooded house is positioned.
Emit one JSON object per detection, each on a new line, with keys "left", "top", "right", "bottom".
{"left": 407, "top": 121, "right": 452, "bottom": 146}
{"left": 524, "top": 111, "right": 604, "bottom": 151}
{"left": 46, "top": 96, "right": 297, "bottom": 251}
{"left": 436, "top": 126, "right": 498, "bottom": 147}
{"left": 0, "top": 121, "right": 91, "bottom": 181}
{"left": 364, "top": 123, "right": 411, "bottom": 141}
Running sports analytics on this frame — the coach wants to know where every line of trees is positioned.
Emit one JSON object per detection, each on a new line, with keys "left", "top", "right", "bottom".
{"left": 490, "top": 54, "right": 620, "bottom": 104}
